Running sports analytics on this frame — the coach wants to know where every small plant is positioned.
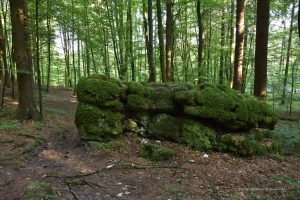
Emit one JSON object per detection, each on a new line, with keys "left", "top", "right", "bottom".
{"left": 0, "top": 120, "right": 20, "bottom": 130}
{"left": 139, "top": 143, "right": 176, "bottom": 162}
{"left": 23, "top": 181, "right": 57, "bottom": 200}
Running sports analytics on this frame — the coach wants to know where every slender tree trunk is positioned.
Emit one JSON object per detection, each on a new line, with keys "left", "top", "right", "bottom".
{"left": 9, "top": 0, "right": 39, "bottom": 120}
{"left": 254, "top": 0, "right": 270, "bottom": 99}
{"left": 233, "top": 0, "right": 245, "bottom": 91}
{"left": 197, "top": 0, "right": 204, "bottom": 84}
{"left": 219, "top": 8, "right": 225, "bottom": 84}
{"left": 281, "top": 2, "right": 295, "bottom": 104}
{"left": 147, "top": 0, "right": 156, "bottom": 82}
{"left": 0, "top": 13, "right": 8, "bottom": 107}
{"left": 46, "top": 0, "right": 51, "bottom": 92}
{"left": 229, "top": 0, "right": 235, "bottom": 86}
{"left": 298, "top": 0, "right": 300, "bottom": 40}
{"left": 0, "top": 0, "right": 9, "bottom": 88}
{"left": 35, "top": 0, "right": 43, "bottom": 117}
{"left": 166, "top": 0, "right": 173, "bottom": 82}
{"left": 156, "top": 0, "right": 166, "bottom": 83}
{"left": 72, "top": 0, "right": 76, "bottom": 95}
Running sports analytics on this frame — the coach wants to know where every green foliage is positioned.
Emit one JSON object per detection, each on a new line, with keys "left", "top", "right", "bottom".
{"left": 23, "top": 181, "right": 57, "bottom": 200}
{"left": 139, "top": 143, "right": 176, "bottom": 162}
{"left": 0, "top": 120, "right": 20, "bottom": 130}
{"left": 272, "top": 121, "right": 300, "bottom": 156}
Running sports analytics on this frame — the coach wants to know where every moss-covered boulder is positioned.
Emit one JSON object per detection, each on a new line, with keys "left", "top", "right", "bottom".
{"left": 175, "top": 84, "right": 278, "bottom": 130}
{"left": 75, "top": 103, "right": 123, "bottom": 141}
{"left": 148, "top": 114, "right": 181, "bottom": 141}
{"left": 181, "top": 120, "right": 216, "bottom": 150}
{"left": 77, "top": 75, "right": 124, "bottom": 111}
{"left": 23, "top": 181, "right": 57, "bottom": 200}
{"left": 126, "top": 82, "right": 191, "bottom": 113}
{"left": 217, "top": 129, "right": 279, "bottom": 156}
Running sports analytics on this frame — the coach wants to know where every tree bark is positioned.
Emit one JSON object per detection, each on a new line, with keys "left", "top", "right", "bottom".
{"left": 254, "top": 0, "right": 270, "bottom": 99}
{"left": 281, "top": 1, "right": 295, "bottom": 104}
{"left": 219, "top": 8, "right": 225, "bottom": 84}
{"left": 35, "top": 0, "right": 43, "bottom": 117}
{"left": 9, "top": 0, "right": 39, "bottom": 120}
{"left": 233, "top": 0, "right": 245, "bottom": 91}
{"left": 148, "top": 0, "right": 156, "bottom": 82}
{"left": 156, "top": 0, "right": 166, "bottom": 82}
{"left": 46, "top": 0, "right": 51, "bottom": 92}
{"left": 166, "top": 0, "right": 173, "bottom": 82}
{"left": 197, "top": 0, "right": 204, "bottom": 84}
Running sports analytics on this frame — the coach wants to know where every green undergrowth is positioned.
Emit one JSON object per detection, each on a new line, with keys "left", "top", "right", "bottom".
{"left": 139, "top": 143, "right": 176, "bottom": 162}
{"left": 0, "top": 119, "right": 20, "bottom": 130}
{"left": 272, "top": 120, "right": 300, "bottom": 156}
{"left": 23, "top": 181, "right": 57, "bottom": 200}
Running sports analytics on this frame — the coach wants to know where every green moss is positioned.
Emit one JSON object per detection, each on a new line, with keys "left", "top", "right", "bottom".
{"left": 181, "top": 120, "right": 216, "bottom": 150}
{"left": 77, "top": 75, "right": 123, "bottom": 110}
{"left": 148, "top": 114, "right": 180, "bottom": 141}
{"left": 127, "top": 81, "right": 152, "bottom": 96}
{"left": 127, "top": 94, "right": 151, "bottom": 111}
{"left": 23, "top": 181, "right": 57, "bottom": 200}
{"left": 75, "top": 103, "right": 123, "bottom": 142}
{"left": 175, "top": 84, "right": 277, "bottom": 130}
{"left": 218, "top": 134, "right": 266, "bottom": 156}
{"left": 139, "top": 143, "right": 176, "bottom": 162}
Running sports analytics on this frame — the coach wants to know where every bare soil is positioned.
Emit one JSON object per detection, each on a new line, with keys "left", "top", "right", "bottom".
{"left": 0, "top": 88, "right": 299, "bottom": 200}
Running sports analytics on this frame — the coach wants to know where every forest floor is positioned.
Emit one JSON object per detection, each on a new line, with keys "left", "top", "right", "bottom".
{"left": 0, "top": 87, "right": 300, "bottom": 200}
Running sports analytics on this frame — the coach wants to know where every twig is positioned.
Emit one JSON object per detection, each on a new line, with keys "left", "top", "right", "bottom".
{"left": 67, "top": 184, "right": 79, "bottom": 200}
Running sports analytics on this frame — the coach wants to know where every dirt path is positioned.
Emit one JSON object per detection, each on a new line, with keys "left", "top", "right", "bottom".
{"left": 0, "top": 88, "right": 300, "bottom": 200}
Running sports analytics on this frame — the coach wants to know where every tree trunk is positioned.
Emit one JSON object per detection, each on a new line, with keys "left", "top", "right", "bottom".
{"left": 219, "top": 8, "right": 225, "bottom": 84}
{"left": 9, "top": 0, "right": 39, "bottom": 120}
{"left": 46, "top": 0, "right": 51, "bottom": 92}
{"left": 166, "top": 0, "right": 173, "bottom": 82}
{"left": 233, "top": 0, "right": 245, "bottom": 91}
{"left": 156, "top": 0, "right": 166, "bottom": 82}
{"left": 298, "top": 0, "right": 300, "bottom": 40}
{"left": 197, "top": 0, "right": 204, "bottom": 84}
{"left": 281, "top": 2, "right": 295, "bottom": 104}
{"left": 147, "top": 0, "right": 156, "bottom": 82}
{"left": 254, "top": 0, "right": 270, "bottom": 99}
{"left": 35, "top": 0, "right": 43, "bottom": 117}
{"left": 0, "top": 12, "right": 8, "bottom": 107}
{"left": 229, "top": 0, "right": 235, "bottom": 87}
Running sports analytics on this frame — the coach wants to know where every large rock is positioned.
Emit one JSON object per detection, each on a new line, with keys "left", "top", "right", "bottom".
{"left": 75, "top": 75, "right": 279, "bottom": 156}
{"left": 127, "top": 82, "right": 191, "bottom": 113}
{"left": 175, "top": 84, "right": 278, "bottom": 130}
{"left": 75, "top": 103, "right": 123, "bottom": 141}
{"left": 77, "top": 75, "right": 124, "bottom": 111}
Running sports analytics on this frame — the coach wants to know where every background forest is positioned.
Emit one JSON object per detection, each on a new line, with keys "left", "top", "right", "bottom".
{"left": 0, "top": 0, "right": 300, "bottom": 117}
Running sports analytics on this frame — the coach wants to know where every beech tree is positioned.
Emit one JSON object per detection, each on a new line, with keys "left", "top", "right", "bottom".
{"left": 254, "top": 0, "right": 270, "bottom": 99}
{"left": 233, "top": 0, "right": 245, "bottom": 91}
{"left": 9, "top": 0, "right": 39, "bottom": 120}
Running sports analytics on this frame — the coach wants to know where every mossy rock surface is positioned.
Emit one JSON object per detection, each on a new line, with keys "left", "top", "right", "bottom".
{"left": 181, "top": 120, "right": 216, "bottom": 150}
{"left": 175, "top": 84, "right": 278, "bottom": 130}
{"left": 148, "top": 114, "right": 181, "bottom": 141}
{"left": 139, "top": 143, "right": 176, "bottom": 162}
{"left": 75, "top": 103, "right": 123, "bottom": 141}
{"left": 77, "top": 75, "right": 124, "bottom": 110}
{"left": 126, "top": 82, "right": 187, "bottom": 113}
{"left": 23, "top": 181, "right": 57, "bottom": 200}
{"left": 218, "top": 130, "right": 279, "bottom": 156}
